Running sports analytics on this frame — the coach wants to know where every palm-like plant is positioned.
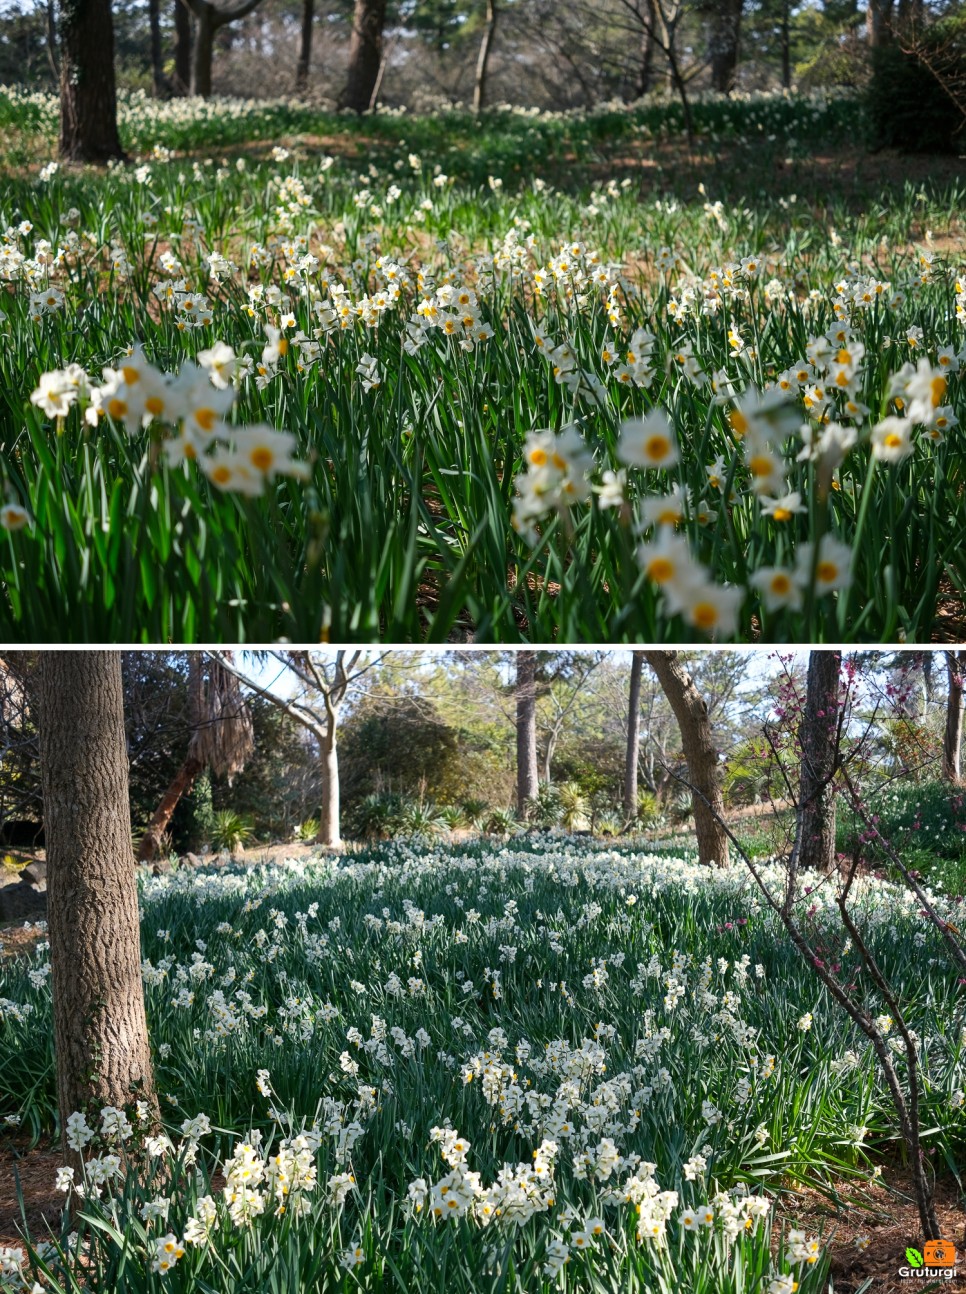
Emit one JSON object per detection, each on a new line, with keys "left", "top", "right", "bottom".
{"left": 211, "top": 810, "right": 254, "bottom": 856}
{"left": 557, "top": 782, "right": 589, "bottom": 831}
{"left": 397, "top": 799, "right": 446, "bottom": 840}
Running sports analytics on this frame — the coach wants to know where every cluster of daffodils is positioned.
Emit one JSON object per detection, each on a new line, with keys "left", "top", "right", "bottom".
{"left": 2, "top": 136, "right": 962, "bottom": 635}
{"left": 512, "top": 425, "right": 594, "bottom": 543}
{"left": 408, "top": 1127, "right": 560, "bottom": 1225}
{"left": 28, "top": 340, "right": 308, "bottom": 499}
{"left": 510, "top": 296, "right": 961, "bottom": 632}
{"left": 2, "top": 838, "right": 963, "bottom": 1290}
{"left": 407, "top": 1126, "right": 818, "bottom": 1287}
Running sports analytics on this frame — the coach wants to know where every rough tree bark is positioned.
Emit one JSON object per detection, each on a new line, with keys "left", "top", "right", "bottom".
{"left": 516, "top": 651, "right": 539, "bottom": 815}
{"left": 58, "top": 0, "right": 125, "bottom": 162}
{"left": 624, "top": 651, "right": 644, "bottom": 820}
{"left": 943, "top": 651, "right": 965, "bottom": 785}
{"left": 337, "top": 0, "right": 387, "bottom": 112}
{"left": 645, "top": 652, "right": 729, "bottom": 866}
{"left": 473, "top": 0, "right": 498, "bottom": 114}
{"left": 296, "top": 0, "right": 315, "bottom": 92}
{"left": 39, "top": 652, "right": 157, "bottom": 1151}
{"left": 798, "top": 650, "right": 841, "bottom": 872}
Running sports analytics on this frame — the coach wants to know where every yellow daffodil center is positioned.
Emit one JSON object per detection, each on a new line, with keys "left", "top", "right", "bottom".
{"left": 692, "top": 603, "right": 719, "bottom": 629}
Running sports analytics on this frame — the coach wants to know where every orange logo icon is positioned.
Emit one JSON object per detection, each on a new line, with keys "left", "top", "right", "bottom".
{"left": 923, "top": 1239, "right": 956, "bottom": 1267}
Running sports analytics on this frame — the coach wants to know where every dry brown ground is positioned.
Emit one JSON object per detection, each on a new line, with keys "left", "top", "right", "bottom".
{"left": 785, "top": 1172, "right": 966, "bottom": 1292}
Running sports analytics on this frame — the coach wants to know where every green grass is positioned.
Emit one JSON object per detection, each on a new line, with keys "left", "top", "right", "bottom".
{"left": 0, "top": 88, "right": 964, "bottom": 641}
{"left": 0, "top": 836, "right": 964, "bottom": 1291}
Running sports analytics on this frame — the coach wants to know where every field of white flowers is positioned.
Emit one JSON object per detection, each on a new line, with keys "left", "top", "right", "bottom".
{"left": 0, "top": 89, "right": 963, "bottom": 641}
{"left": 1, "top": 837, "right": 964, "bottom": 1292}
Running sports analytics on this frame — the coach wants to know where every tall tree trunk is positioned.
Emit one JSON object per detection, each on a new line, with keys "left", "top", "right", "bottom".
{"left": 190, "top": 2, "right": 215, "bottom": 97}
{"left": 624, "top": 652, "right": 644, "bottom": 819}
{"left": 798, "top": 650, "right": 841, "bottom": 872}
{"left": 654, "top": 0, "right": 674, "bottom": 93}
{"left": 943, "top": 652, "right": 965, "bottom": 785}
{"left": 173, "top": 0, "right": 191, "bottom": 94}
{"left": 516, "top": 651, "right": 539, "bottom": 815}
{"left": 780, "top": 0, "right": 790, "bottom": 88}
{"left": 148, "top": 0, "right": 164, "bottom": 96}
{"left": 634, "top": 0, "right": 656, "bottom": 97}
{"left": 45, "top": 0, "right": 59, "bottom": 83}
{"left": 296, "top": 0, "right": 314, "bottom": 92}
{"left": 39, "top": 652, "right": 157, "bottom": 1156}
{"left": 137, "top": 655, "right": 251, "bottom": 862}
{"left": 867, "top": 0, "right": 895, "bottom": 47}
{"left": 137, "top": 755, "right": 204, "bottom": 862}
{"left": 58, "top": 0, "right": 124, "bottom": 161}
{"left": 896, "top": 0, "right": 922, "bottom": 32}
{"left": 472, "top": 0, "right": 497, "bottom": 114}
{"left": 709, "top": 0, "right": 743, "bottom": 93}
{"left": 660, "top": 18, "right": 694, "bottom": 142}
{"left": 315, "top": 722, "right": 341, "bottom": 849}
{"left": 337, "top": 0, "right": 387, "bottom": 113}
{"left": 645, "top": 652, "right": 729, "bottom": 866}
{"left": 541, "top": 730, "right": 556, "bottom": 785}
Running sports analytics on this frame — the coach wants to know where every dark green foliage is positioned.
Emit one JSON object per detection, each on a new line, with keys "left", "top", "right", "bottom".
{"left": 343, "top": 790, "right": 406, "bottom": 841}
{"left": 124, "top": 652, "right": 193, "bottom": 831}
{"left": 867, "top": 17, "right": 966, "bottom": 154}
{"left": 173, "top": 771, "right": 215, "bottom": 854}
{"left": 339, "top": 692, "right": 511, "bottom": 816}
{"left": 550, "top": 737, "right": 624, "bottom": 805}
{"left": 214, "top": 696, "right": 319, "bottom": 841}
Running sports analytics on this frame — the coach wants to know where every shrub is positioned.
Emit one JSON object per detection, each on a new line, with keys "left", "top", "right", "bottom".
{"left": 396, "top": 798, "right": 447, "bottom": 839}
{"left": 344, "top": 792, "right": 404, "bottom": 842}
{"left": 210, "top": 809, "right": 254, "bottom": 856}
{"left": 525, "top": 783, "right": 562, "bottom": 829}
{"left": 867, "top": 16, "right": 966, "bottom": 153}
{"left": 169, "top": 771, "right": 215, "bottom": 854}
{"left": 636, "top": 791, "right": 662, "bottom": 829}
{"left": 294, "top": 818, "right": 319, "bottom": 842}
{"left": 557, "top": 782, "right": 590, "bottom": 831}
